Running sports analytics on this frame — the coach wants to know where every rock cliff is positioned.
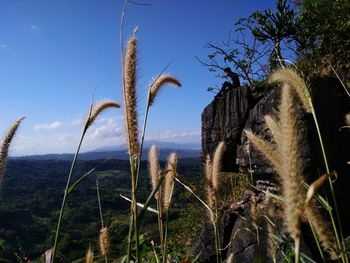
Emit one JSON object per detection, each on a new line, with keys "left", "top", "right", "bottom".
{"left": 196, "top": 78, "right": 350, "bottom": 262}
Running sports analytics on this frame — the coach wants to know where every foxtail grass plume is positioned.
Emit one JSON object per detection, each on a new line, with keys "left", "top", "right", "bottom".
{"left": 269, "top": 68, "right": 312, "bottom": 112}
{"left": 99, "top": 227, "right": 110, "bottom": 256}
{"left": 245, "top": 130, "right": 281, "bottom": 173}
{"left": 275, "top": 84, "right": 307, "bottom": 259}
{"left": 247, "top": 84, "right": 307, "bottom": 258}
{"left": 264, "top": 115, "right": 281, "bottom": 145}
{"left": 212, "top": 141, "right": 225, "bottom": 192}
{"left": 85, "top": 246, "right": 93, "bottom": 263}
{"left": 0, "top": 117, "right": 24, "bottom": 186}
{"left": 266, "top": 195, "right": 279, "bottom": 263}
{"left": 162, "top": 153, "right": 177, "bottom": 211}
{"left": 305, "top": 204, "right": 339, "bottom": 260}
{"left": 84, "top": 100, "right": 120, "bottom": 130}
{"left": 123, "top": 36, "right": 139, "bottom": 157}
{"left": 149, "top": 145, "right": 161, "bottom": 199}
{"left": 205, "top": 155, "right": 216, "bottom": 223}
{"left": 148, "top": 74, "right": 181, "bottom": 107}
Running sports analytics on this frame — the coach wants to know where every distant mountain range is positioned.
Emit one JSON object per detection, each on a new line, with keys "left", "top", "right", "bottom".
{"left": 12, "top": 141, "right": 201, "bottom": 161}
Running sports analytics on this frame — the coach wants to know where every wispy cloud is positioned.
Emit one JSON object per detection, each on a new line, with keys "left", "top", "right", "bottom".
{"left": 91, "top": 126, "right": 122, "bottom": 139}
{"left": 34, "top": 121, "right": 63, "bottom": 130}
{"left": 146, "top": 130, "right": 201, "bottom": 143}
{"left": 29, "top": 24, "right": 39, "bottom": 31}
{"left": 89, "top": 117, "right": 124, "bottom": 139}
{"left": 0, "top": 43, "right": 8, "bottom": 49}
{"left": 161, "top": 130, "right": 200, "bottom": 139}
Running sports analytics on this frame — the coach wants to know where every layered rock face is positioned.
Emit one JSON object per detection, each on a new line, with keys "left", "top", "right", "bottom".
{"left": 201, "top": 86, "right": 251, "bottom": 172}
{"left": 196, "top": 78, "right": 350, "bottom": 262}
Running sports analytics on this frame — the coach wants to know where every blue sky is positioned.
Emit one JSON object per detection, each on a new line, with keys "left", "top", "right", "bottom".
{"left": 0, "top": 0, "right": 277, "bottom": 156}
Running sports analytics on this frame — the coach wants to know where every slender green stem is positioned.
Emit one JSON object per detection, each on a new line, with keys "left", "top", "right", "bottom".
{"left": 51, "top": 128, "right": 87, "bottom": 263}
{"left": 127, "top": 157, "right": 140, "bottom": 262}
{"left": 310, "top": 105, "right": 346, "bottom": 262}
{"left": 213, "top": 222, "right": 221, "bottom": 263}
{"left": 308, "top": 219, "right": 326, "bottom": 263}
{"left": 162, "top": 210, "right": 170, "bottom": 263}
{"left": 96, "top": 179, "right": 108, "bottom": 263}
{"left": 157, "top": 198, "right": 164, "bottom": 246}
{"left": 174, "top": 177, "right": 215, "bottom": 218}
{"left": 96, "top": 179, "right": 104, "bottom": 228}
{"left": 294, "top": 237, "right": 300, "bottom": 263}
{"left": 135, "top": 61, "right": 172, "bottom": 188}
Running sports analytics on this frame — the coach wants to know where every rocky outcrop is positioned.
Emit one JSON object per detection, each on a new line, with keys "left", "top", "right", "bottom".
{"left": 201, "top": 86, "right": 251, "bottom": 172}
{"left": 198, "top": 76, "right": 350, "bottom": 262}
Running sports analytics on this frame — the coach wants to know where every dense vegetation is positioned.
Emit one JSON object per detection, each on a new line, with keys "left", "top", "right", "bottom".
{"left": 0, "top": 158, "right": 203, "bottom": 262}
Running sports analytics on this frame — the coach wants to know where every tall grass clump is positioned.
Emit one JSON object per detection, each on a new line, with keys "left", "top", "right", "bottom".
{"left": 269, "top": 68, "right": 347, "bottom": 261}
{"left": 246, "top": 69, "right": 345, "bottom": 262}
{"left": 51, "top": 100, "right": 120, "bottom": 263}
{"left": 0, "top": 117, "right": 24, "bottom": 188}
{"left": 148, "top": 147, "right": 178, "bottom": 262}
{"left": 121, "top": 31, "right": 180, "bottom": 262}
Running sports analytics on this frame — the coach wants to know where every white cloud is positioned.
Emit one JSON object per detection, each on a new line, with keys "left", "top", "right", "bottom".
{"left": 145, "top": 130, "right": 201, "bottom": 144}
{"left": 0, "top": 44, "right": 7, "bottom": 49}
{"left": 29, "top": 24, "right": 39, "bottom": 31}
{"left": 91, "top": 125, "right": 122, "bottom": 139}
{"left": 10, "top": 134, "right": 78, "bottom": 156}
{"left": 34, "top": 121, "right": 63, "bottom": 130}
{"left": 160, "top": 130, "right": 201, "bottom": 139}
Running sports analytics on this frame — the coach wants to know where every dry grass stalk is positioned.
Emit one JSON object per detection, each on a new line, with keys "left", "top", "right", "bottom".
{"left": 85, "top": 100, "right": 120, "bottom": 129}
{"left": 269, "top": 68, "right": 312, "bottom": 112}
{"left": 212, "top": 141, "right": 225, "bottom": 192}
{"left": 148, "top": 74, "right": 181, "bottom": 107}
{"left": 163, "top": 153, "right": 177, "bottom": 211}
{"left": 99, "top": 227, "right": 110, "bottom": 256}
{"left": 149, "top": 145, "right": 161, "bottom": 199}
{"left": 0, "top": 117, "right": 25, "bottom": 186}
{"left": 123, "top": 36, "right": 139, "bottom": 157}
{"left": 85, "top": 246, "right": 93, "bottom": 263}
{"left": 305, "top": 204, "right": 339, "bottom": 260}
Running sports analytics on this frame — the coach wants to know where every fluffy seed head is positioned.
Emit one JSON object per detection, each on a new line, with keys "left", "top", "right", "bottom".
{"left": 148, "top": 74, "right": 181, "bottom": 107}
{"left": 149, "top": 145, "right": 161, "bottom": 199}
{"left": 84, "top": 100, "right": 120, "bottom": 130}
{"left": 212, "top": 141, "right": 225, "bottom": 192}
{"left": 85, "top": 246, "right": 93, "bottom": 263}
{"left": 123, "top": 36, "right": 139, "bottom": 157}
{"left": 162, "top": 153, "right": 177, "bottom": 211}
{"left": 245, "top": 130, "right": 281, "bottom": 174}
{"left": 0, "top": 117, "right": 25, "bottom": 187}
{"left": 278, "top": 84, "right": 306, "bottom": 242}
{"left": 305, "top": 204, "right": 340, "bottom": 260}
{"left": 99, "top": 227, "right": 110, "bottom": 256}
{"left": 266, "top": 197, "right": 278, "bottom": 263}
{"left": 264, "top": 115, "right": 281, "bottom": 145}
{"left": 205, "top": 155, "right": 216, "bottom": 223}
{"left": 269, "top": 68, "right": 312, "bottom": 112}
